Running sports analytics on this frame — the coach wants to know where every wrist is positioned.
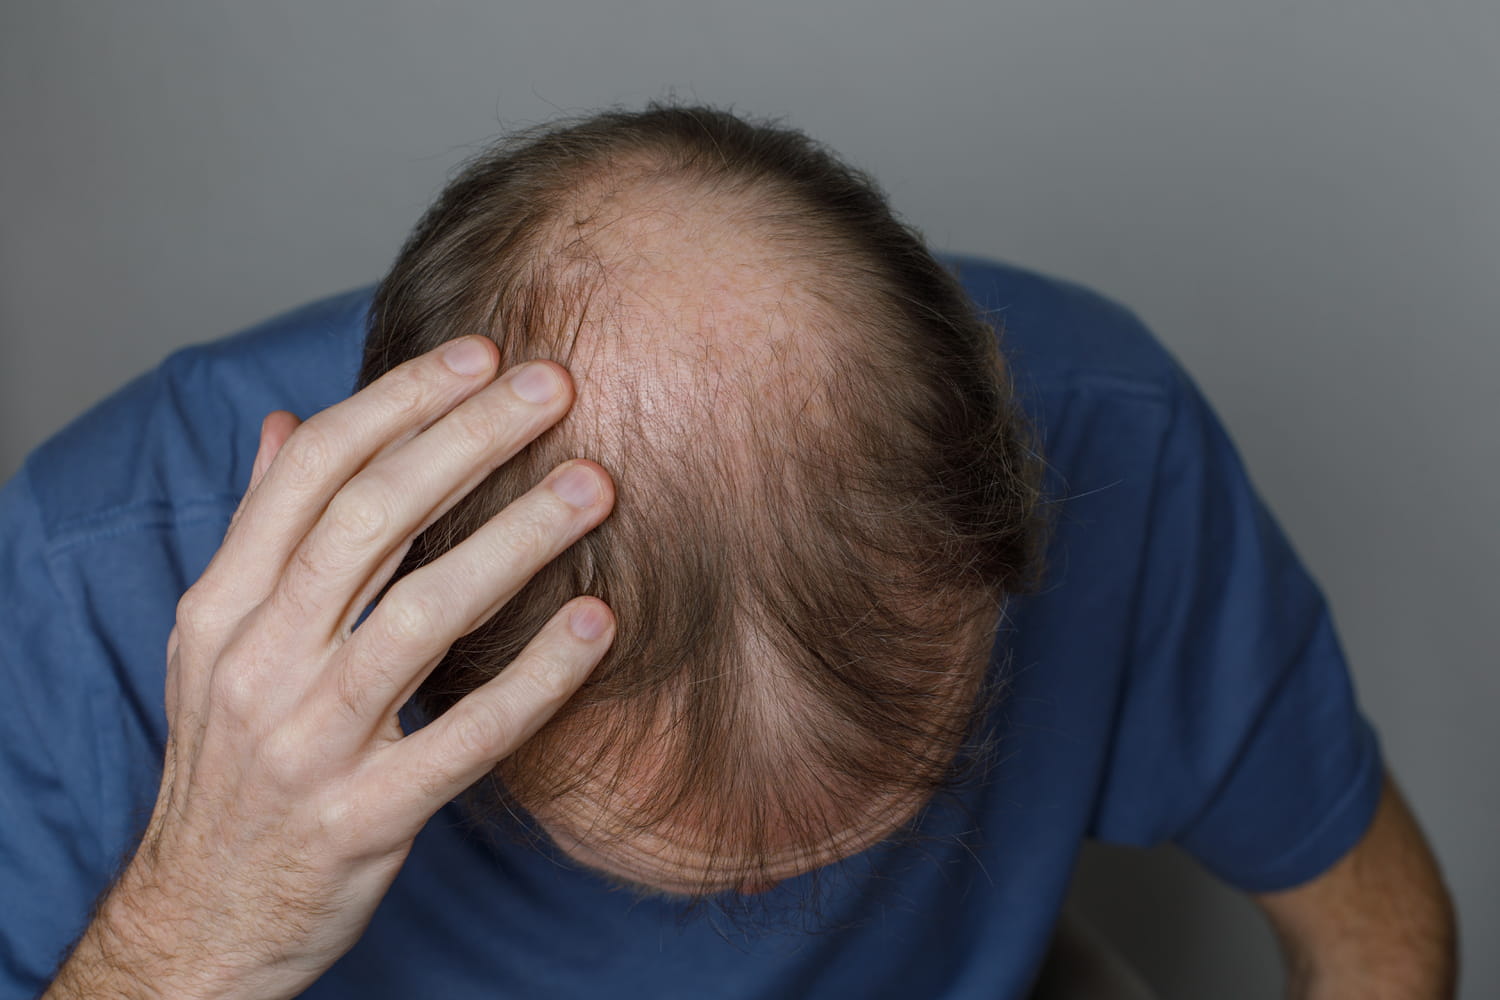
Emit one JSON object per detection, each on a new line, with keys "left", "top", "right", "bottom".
{"left": 47, "top": 866, "right": 253, "bottom": 1000}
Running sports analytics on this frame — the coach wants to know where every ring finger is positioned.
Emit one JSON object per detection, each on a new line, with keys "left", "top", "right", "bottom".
{"left": 320, "top": 458, "right": 614, "bottom": 727}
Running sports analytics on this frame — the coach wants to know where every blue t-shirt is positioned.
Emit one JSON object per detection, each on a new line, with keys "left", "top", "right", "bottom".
{"left": 0, "top": 255, "right": 1383, "bottom": 998}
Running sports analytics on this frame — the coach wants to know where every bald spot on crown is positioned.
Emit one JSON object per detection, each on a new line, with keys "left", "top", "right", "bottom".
{"left": 487, "top": 168, "right": 993, "bottom": 896}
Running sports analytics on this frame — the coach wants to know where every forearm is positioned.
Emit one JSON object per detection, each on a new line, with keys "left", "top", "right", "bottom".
{"left": 46, "top": 870, "right": 268, "bottom": 1000}
{"left": 47, "top": 901, "right": 166, "bottom": 1000}
{"left": 1259, "top": 775, "right": 1458, "bottom": 1000}
{"left": 1280, "top": 921, "right": 1456, "bottom": 1000}
{"left": 1277, "top": 876, "right": 1457, "bottom": 1000}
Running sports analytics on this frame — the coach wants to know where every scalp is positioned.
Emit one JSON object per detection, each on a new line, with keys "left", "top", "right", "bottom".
{"left": 357, "top": 105, "right": 1050, "bottom": 901}
{"left": 470, "top": 166, "right": 993, "bottom": 886}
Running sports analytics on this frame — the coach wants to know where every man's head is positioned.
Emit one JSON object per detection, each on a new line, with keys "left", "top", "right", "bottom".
{"left": 357, "top": 104, "right": 1048, "bottom": 901}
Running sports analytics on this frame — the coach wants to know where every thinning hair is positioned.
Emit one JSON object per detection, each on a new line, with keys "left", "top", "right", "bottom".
{"left": 357, "top": 103, "right": 1050, "bottom": 900}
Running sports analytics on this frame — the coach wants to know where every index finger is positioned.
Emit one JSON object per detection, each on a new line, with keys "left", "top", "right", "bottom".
{"left": 200, "top": 337, "right": 534, "bottom": 613}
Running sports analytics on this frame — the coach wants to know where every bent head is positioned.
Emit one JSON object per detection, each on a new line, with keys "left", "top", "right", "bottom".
{"left": 357, "top": 105, "right": 1049, "bottom": 901}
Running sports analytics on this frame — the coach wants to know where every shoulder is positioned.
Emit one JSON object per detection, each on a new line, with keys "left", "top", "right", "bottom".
{"left": 942, "top": 252, "right": 1184, "bottom": 403}
{"left": 23, "top": 285, "right": 375, "bottom": 544}
{"left": 941, "top": 254, "right": 1199, "bottom": 534}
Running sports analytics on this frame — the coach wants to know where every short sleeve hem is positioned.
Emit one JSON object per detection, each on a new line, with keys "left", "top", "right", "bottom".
{"left": 1195, "top": 715, "right": 1383, "bottom": 894}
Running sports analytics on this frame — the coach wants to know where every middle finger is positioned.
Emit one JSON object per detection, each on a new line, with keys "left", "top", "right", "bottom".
{"left": 329, "top": 458, "right": 614, "bottom": 726}
{"left": 271, "top": 361, "right": 574, "bottom": 641}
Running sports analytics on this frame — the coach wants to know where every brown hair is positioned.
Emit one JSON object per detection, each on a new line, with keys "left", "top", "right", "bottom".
{"left": 357, "top": 103, "right": 1050, "bottom": 899}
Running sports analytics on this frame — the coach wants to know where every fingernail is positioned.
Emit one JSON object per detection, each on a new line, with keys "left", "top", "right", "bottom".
{"left": 552, "top": 464, "right": 600, "bottom": 508}
{"left": 443, "top": 337, "right": 493, "bottom": 375}
{"left": 570, "top": 602, "right": 611, "bottom": 641}
{"left": 511, "top": 363, "right": 561, "bottom": 403}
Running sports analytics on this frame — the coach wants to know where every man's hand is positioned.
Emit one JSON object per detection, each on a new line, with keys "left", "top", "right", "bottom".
{"left": 46, "top": 336, "right": 616, "bottom": 1000}
{"left": 1253, "top": 772, "right": 1458, "bottom": 999}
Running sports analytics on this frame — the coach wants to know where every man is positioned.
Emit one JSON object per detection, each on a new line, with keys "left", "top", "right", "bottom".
{"left": 2, "top": 105, "right": 1455, "bottom": 997}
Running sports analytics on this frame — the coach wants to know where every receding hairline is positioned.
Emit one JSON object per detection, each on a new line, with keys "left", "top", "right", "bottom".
{"left": 488, "top": 153, "right": 875, "bottom": 375}
{"left": 479, "top": 159, "right": 903, "bottom": 502}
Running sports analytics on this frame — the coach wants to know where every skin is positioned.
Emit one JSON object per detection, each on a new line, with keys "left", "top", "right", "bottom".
{"left": 45, "top": 337, "right": 619, "bottom": 1000}
{"left": 1251, "top": 772, "right": 1459, "bottom": 999}
{"left": 39, "top": 325, "right": 1457, "bottom": 994}
{"left": 535, "top": 180, "right": 1463, "bottom": 992}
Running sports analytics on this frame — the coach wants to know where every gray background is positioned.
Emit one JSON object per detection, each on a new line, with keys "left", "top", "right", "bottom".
{"left": 1, "top": 1, "right": 1494, "bottom": 996}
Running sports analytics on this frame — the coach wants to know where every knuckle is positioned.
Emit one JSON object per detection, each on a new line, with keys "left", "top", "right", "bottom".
{"left": 210, "top": 662, "right": 261, "bottom": 720}
{"left": 173, "top": 575, "right": 253, "bottom": 652}
{"left": 312, "top": 790, "right": 369, "bottom": 841}
{"left": 323, "top": 488, "right": 393, "bottom": 549}
{"left": 445, "top": 403, "right": 503, "bottom": 455}
{"left": 450, "top": 703, "right": 505, "bottom": 761}
{"left": 382, "top": 363, "right": 438, "bottom": 417}
{"left": 174, "top": 584, "right": 216, "bottom": 632}
{"left": 279, "top": 428, "right": 335, "bottom": 487}
{"left": 495, "top": 506, "right": 558, "bottom": 569}
{"left": 255, "top": 725, "right": 306, "bottom": 783}
{"left": 413, "top": 759, "right": 461, "bottom": 804}
{"left": 313, "top": 793, "right": 353, "bottom": 835}
{"left": 373, "top": 583, "right": 442, "bottom": 648}
{"left": 522, "top": 650, "right": 581, "bottom": 707}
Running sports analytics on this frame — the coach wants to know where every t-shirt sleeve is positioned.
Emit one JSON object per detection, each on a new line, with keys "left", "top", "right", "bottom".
{"left": 0, "top": 465, "right": 114, "bottom": 993}
{"left": 1087, "top": 363, "right": 1385, "bottom": 893}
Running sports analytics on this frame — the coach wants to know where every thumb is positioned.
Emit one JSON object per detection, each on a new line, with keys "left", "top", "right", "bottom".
{"left": 248, "top": 410, "right": 302, "bottom": 491}
{"left": 227, "top": 411, "right": 302, "bottom": 535}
